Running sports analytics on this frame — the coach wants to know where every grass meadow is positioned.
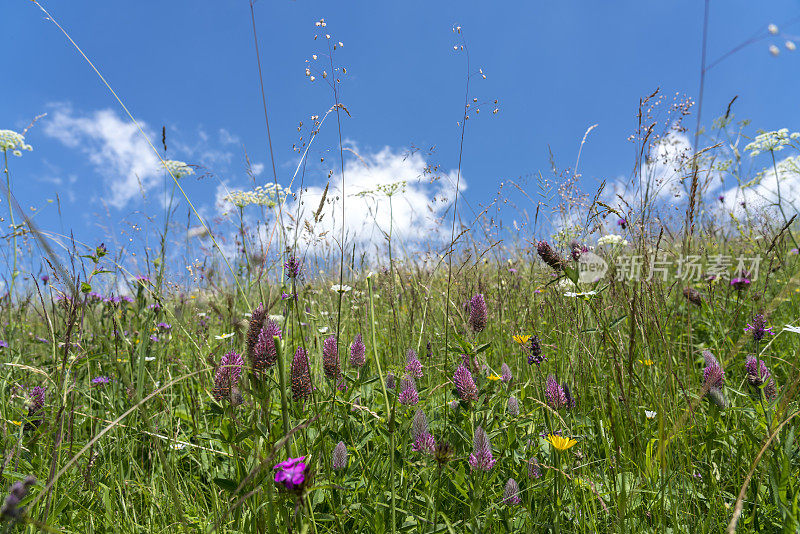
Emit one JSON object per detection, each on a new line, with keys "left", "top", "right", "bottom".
{"left": 2, "top": 3, "right": 800, "bottom": 533}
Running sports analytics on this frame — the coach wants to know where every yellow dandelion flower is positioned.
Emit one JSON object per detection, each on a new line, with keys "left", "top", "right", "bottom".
{"left": 547, "top": 433, "right": 577, "bottom": 451}
{"left": 9, "top": 420, "right": 22, "bottom": 426}
{"left": 638, "top": 359, "right": 654, "bottom": 366}
{"left": 486, "top": 374, "right": 502, "bottom": 381}
{"left": 513, "top": 334, "right": 531, "bottom": 345}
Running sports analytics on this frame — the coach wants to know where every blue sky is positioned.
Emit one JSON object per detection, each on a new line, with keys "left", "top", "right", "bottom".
{"left": 3, "top": 0, "right": 800, "bottom": 278}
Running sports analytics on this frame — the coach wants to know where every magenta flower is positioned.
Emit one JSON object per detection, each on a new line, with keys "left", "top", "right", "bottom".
{"left": 349, "top": 334, "right": 366, "bottom": 368}
{"left": 405, "top": 349, "right": 423, "bottom": 379}
{"left": 468, "top": 294, "right": 488, "bottom": 333}
{"left": 744, "top": 313, "right": 774, "bottom": 342}
{"left": 213, "top": 351, "right": 244, "bottom": 401}
{"left": 503, "top": 478, "right": 522, "bottom": 506}
{"left": 398, "top": 377, "right": 419, "bottom": 406}
{"left": 274, "top": 456, "right": 307, "bottom": 491}
{"left": 468, "top": 426, "right": 496, "bottom": 471}
{"left": 453, "top": 363, "right": 479, "bottom": 403}
{"left": 702, "top": 350, "right": 724, "bottom": 390}
{"left": 545, "top": 374, "right": 567, "bottom": 409}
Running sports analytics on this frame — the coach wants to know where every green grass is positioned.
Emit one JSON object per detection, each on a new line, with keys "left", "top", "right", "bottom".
{"left": 1, "top": 239, "right": 799, "bottom": 532}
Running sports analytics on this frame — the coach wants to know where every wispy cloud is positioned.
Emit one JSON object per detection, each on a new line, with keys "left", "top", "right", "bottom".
{"left": 282, "top": 146, "right": 465, "bottom": 254}
{"left": 43, "top": 104, "right": 160, "bottom": 209}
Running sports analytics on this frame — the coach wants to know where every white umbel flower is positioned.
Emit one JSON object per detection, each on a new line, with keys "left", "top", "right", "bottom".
{"left": 163, "top": 159, "right": 194, "bottom": 179}
{"left": 597, "top": 234, "right": 628, "bottom": 247}
{"left": 0, "top": 130, "right": 33, "bottom": 156}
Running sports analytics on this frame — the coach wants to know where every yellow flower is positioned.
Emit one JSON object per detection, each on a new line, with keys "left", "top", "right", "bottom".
{"left": 486, "top": 374, "right": 502, "bottom": 381}
{"left": 547, "top": 433, "right": 577, "bottom": 451}
{"left": 9, "top": 420, "right": 21, "bottom": 426}
{"left": 513, "top": 334, "right": 531, "bottom": 345}
{"left": 638, "top": 359, "right": 654, "bottom": 366}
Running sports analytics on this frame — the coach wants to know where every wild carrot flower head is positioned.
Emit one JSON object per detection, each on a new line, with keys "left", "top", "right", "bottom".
{"left": 503, "top": 478, "right": 522, "bottom": 506}
{"left": 246, "top": 303, "right": 267, "bottom": 360}
{"left": 273, "top": 456, "right": 307, "bottom": 491}
{"left": 468, "top": 426, "right": 496, "bottom": 471}
{"left": 405, "top": 349, "right": 423, "bottom": 379}
{"left": 349, "top": 333, "right": 366, "bottom": 368}
{"left": 545, "top": 374, "right": 567, "bottom": 409}
{"left": 332, "top": 441, "right": 348, "bottom": 470}
{"left": 500, "top": 363, "right": 512, "bottom": 383}
{"left": 0, "top": 129, "right": 33, "bottom": 157}
{"left": 453, "top": 363, "right": 479, "bottom": 403}
{"left": 745, "top": 313, "right": 774, "bottom": 342}
{"left": 290, "top": 348, "right": 313, "bottom": 401}
{"left": 398, "top": 377, "right": 419, "bottom": 406}
{"left": 468, "top": 294, "right": 488, "bottom": 333}
{"left": 213, "top": 351, "right": 244, "bottom": 401}
{"left": 322, "top": 335, "right": 340, "bottom": 380}
{"left": 162, "top": 160, "right": 193, "bottom": 179}
{"left": 284, "top": 255, "right": 302, "bottom": 279}
{"left": 507, "top": 396, "right": 520, "bottom": 416}
{"left": 252, "top": 320, "right": 281, "bottom": 373}
{"left": 702, "top": 350, "right": 724, "bottom": 390}
{"left": 537, "top": 240, "right": 566, "bottom": 272}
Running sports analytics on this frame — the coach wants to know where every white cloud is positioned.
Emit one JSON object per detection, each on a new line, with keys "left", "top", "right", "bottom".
{"left": 251, "top": 163, "right": 265, "bottom": 176}
{"left": 717, "top": 154, "right": 800, "bottom": 218}
{"left": 282, "top": 146, "right": 464, "bottom": 254}
{"left": 602, "top": 131, "right": 693, "bottom": 213}
{"left": 219, "top": 128, "right": 239, "bottom": 145}
{"left": 43, "top": 105, "right": 160, "bottom": 208}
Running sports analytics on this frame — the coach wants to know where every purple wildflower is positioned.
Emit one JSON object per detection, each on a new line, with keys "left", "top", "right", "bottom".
{"left": 332, "top": 441, "right": 348, "bottom": 470}
{"left": 744, "top": 313, "right": 774, "bottom": 342}
{"left": 149, "top": 335, "right": 159, "bottom": 343}
{"left": 507, "top": 396, "right": 520, "bottom": 416}
{"left": 274, "top": 456, "right": 307, "bottom": 491}
{"left": 528, "top": 458, "right": 542, "bottom": 479}
{"left": 0, "top": 475, "right": 36, "bottom": 521}
{"left": 91, "top": 376, "right": 111, "bottom": 386}
{"left": 412, "top": 432, "right": 437, "bottom": 455}
{"left": 386, "top": 371, "right": 396, "bottom": 390}
{"left": 468, "top": 426, "right": 496, "bottom": 471}
{"left": 537, "top": 240, "right": 566, "bottom": 272}
{"left": 545, "top": 374, "right": 567, "bottom": 409}
{"left": 745, "top": 355, "right": 777, "bottom": 400}
{"left": 453, "top": 363, "right": 479, "bottom": 403}
{"left": 730, "top": 276, "right": 751, "bottom": 291}
{"left": 322, "top": 335, "right": 340, "bottom": 380}
{"left": 290, "top": 348, "right": 313, "bottom": 401}
{"left": 528, "top": 335, "right": 545, "bottom": 365}
{"left": 570, "top": 241, "right": 589, "bottom": 261}
{"left": 469, "top": 294, "right": 488, "bottom": 333}
{"left": 503, "top": 478, "right": 522, "bottom": 506}
{"left": 500, "top": 363, "right": 512, "bottom": 383}
{"left": 398, "top": 377, "right": 419, "bottom": 406}
{"left": 702, "top": 350, "right": 724, "bottom": 390}
{"left": 157, "top": 322, "right": 171, "bottom": 331}
{"left": 562, "top": 382, "right": 577, "bottom": 409}
{"left": 246, "top": 303, "right": 267, "bottom": 361}
{"left": 411, "top": 409, "right": 428, "bottom": 442}
{"left": 41, "top": 274, "right": 49, "bottom": 284}
{"left": 405, "top": 349, "right": 424, "bottom": 379}
{"left": 0, "top": 340, "right": 7, "bottom": 349}
{"left": 617, "top": 218, "right": 627, "bottom": 230}
{"left": 284, "top": 255, "right": 302, "bottom": 279}
{"left": 213, "top": 351, "right": 244, "bottom": 401}
{"left": 349, "top": 334, "right": 366, "bottom": 368}
{"left": 252, "top": 320, "right": 281, "bottom": 373}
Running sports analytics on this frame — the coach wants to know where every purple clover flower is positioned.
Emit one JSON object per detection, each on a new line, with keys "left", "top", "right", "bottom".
{"left": 503, "top": 478, "right": 522, "bottom": 506}
{"left": 453, "top": 363, "right": 479, "bottom": 403}
{"left": 349, "top": 334, "right": 366, "bottom": 368}
{"left": 405, "top": 349, "right": 423, "bottom": 379}
{"left": 398, "top": 377, "right": 419, "bottom": 406}
{"left": 468, "top": 293, "right": 488, "bottom": 333}
{"left": 468, "top": 426, "right": 496, "bottom": 471}
{"left": 545, "top": 374, "right": 567, "bottom": 409}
